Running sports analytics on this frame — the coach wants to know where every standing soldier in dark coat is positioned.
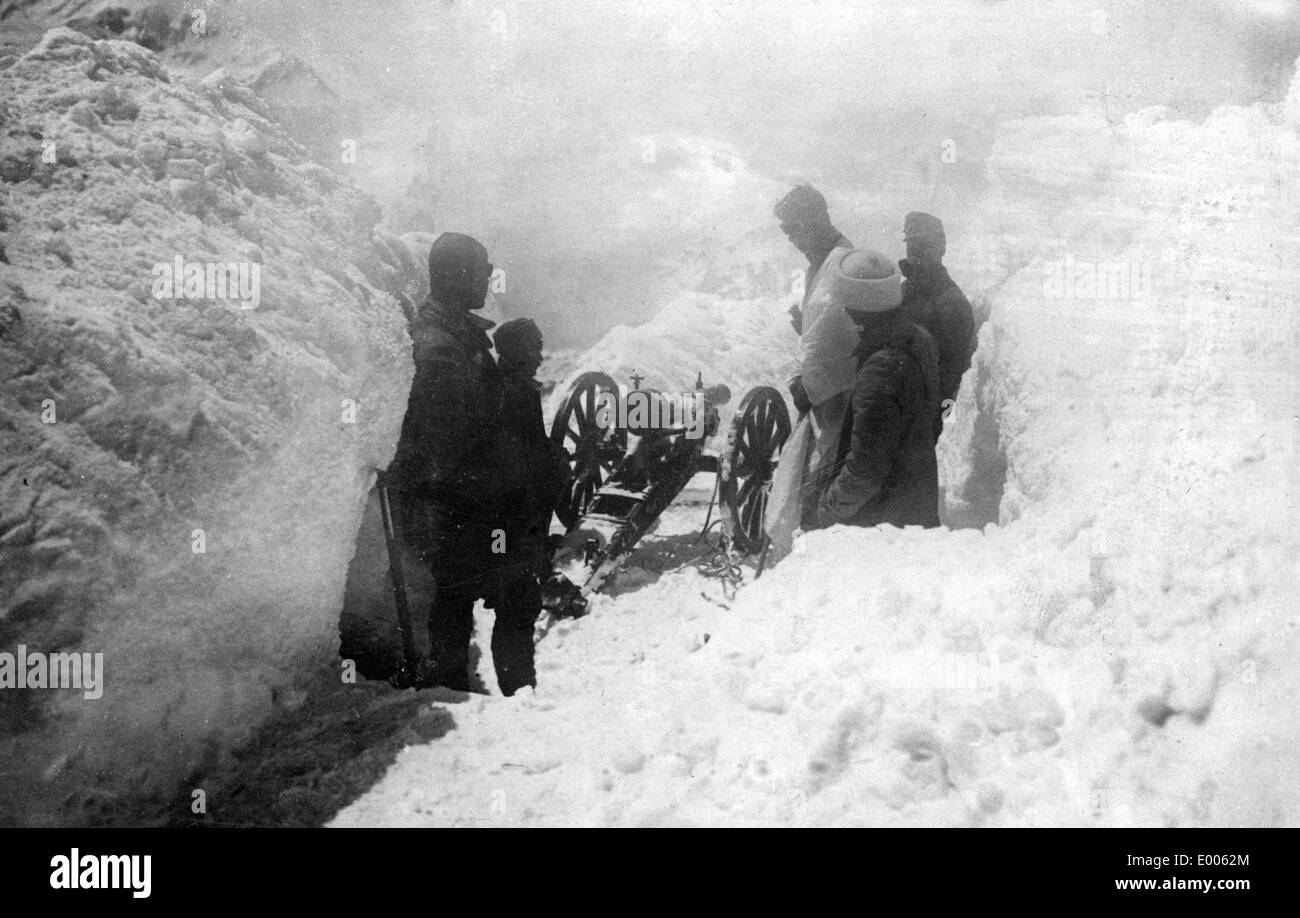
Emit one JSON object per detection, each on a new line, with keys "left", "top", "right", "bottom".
{"left": 897, "top": 212, "right": 975, "bottom": 437}
{"left": 486, "top": 318, "right": 570, "bottom": 695}
{"left": 386, "top": 232, "right": 509, "bottom": 692}
{"left": 817, "top": 251, "right": 942, "bottom": 530}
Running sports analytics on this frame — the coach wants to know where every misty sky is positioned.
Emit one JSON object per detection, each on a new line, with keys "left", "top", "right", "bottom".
{"left": 246, "top": 0, "right": 1300, "bottom": 345}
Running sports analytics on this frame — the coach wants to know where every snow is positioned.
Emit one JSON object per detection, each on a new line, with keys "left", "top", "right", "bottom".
{"left": 334, "top": 66, "right": 1300, "bottom": 827}
{"left": 0, "top": 30, "right": 417, "bottom": 825}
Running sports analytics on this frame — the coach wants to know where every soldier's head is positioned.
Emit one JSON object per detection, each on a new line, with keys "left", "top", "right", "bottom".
{"left": 902, "top": 211, "right": 946, "bottom": 267}
{"left": 428, "top": 232, "right": 493, "bottom": 312}
{"left": 494, "top": 318, "right": 544, "bottom": 377}
{"left": 848, "top": 306, "right": 906, "bottom": 355}
{"left": 837, "top": 248, "right": 904, "bottom": 354}
{"left": 774, "top": 184, "right": 839, "bottom": 257}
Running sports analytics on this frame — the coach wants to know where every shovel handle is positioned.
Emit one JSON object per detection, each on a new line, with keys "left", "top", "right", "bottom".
{"left": 377, "top": 482, "right": 418, "bottom": 666}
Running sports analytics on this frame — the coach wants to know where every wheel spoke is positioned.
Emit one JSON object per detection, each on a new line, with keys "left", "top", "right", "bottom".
{"left": 754, "top": 490, "right": 770, "bottom": 538}
{"left": 740, "top": 416, "right": 760, "bottom": 456}
{"left": 584, "top": 385, "right": 601, "bottom": 429}
{"left": 733, "top": 437, "right": 750, "bottom": 470}
{"left": 740, "top": 485, "right": 761, "bottom": 535}
{"left": 743, "top": 405, "right": 760, "bottom": 444}
{"left": 737, "top": 473, "right": 761, "bottom": 507}
{"left": 571, "top": 391, "right": 585, "bottom": 431}
{"left": 753, "top": 399, "right": 775, "bottom": 448}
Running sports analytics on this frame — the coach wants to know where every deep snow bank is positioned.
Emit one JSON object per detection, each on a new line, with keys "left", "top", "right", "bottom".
{"left": 0, "top": 0, "right": 356, "bottom": 170}
{"left": 0, "top": 29, "right": 415, "bottom": 825}
{"left": 336, "top": 71, "right": 1299, "bottom": 827}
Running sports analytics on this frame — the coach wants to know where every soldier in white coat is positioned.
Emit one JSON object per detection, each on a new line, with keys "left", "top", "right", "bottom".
{"left": 774, "top": 185, "right": 856, "bottom": 522}
{"left": 766, "top": 234, "right": 904, "bottom": 555}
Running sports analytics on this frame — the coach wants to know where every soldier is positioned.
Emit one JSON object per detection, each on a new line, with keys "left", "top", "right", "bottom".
{"left": 385, "top": 232, "right": 508, "bottom": 692}
{"left": 487, "top": 318, "right": 570, "bottom": 695}
{"left": 818, "top": 249, "right": 942, "bottom": 530}
{"left": 774, "top": 184, "right": 860, "bottom": 520}
{"left": 897, "top": 211, "right": 976, "bottom": 436}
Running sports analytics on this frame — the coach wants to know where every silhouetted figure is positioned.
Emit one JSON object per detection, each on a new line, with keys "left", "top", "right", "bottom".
{"left": 386, "top": 232, "right": 506, "bottom": 692}
{"left": 897, "top": 212, "right": 975, "bottom": 437}
{"left": 486, "top": 318, "right": 570, "bottom": 694}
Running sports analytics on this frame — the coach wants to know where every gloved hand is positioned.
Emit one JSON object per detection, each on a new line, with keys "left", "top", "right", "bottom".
{"left": 803, "top": 501, "right": 827, "bottom": 531}
{"left": 788, "top": 303, "right": 803, "bottom": 335}
{"left": 788, "top": 376, "right": 812, "bottom": 415}
{"left": 817, "top": 468, "right": 880, "bottom": 527}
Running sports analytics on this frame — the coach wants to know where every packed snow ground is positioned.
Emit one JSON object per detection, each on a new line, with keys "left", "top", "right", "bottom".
{"left": 333, "top": 74, "right": 1300, "bottom": 827}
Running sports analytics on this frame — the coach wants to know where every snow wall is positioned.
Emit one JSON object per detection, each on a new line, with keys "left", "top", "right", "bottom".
{"left": 0, "top": 30, "right": 419, "bottom": 825}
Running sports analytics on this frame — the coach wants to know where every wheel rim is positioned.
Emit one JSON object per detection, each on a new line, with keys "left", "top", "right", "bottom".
{"left": 721, "top": 386, "right": 791, "bottom": 554}
{"left": 550, "top": 372, "right": 620, "bottom": 527}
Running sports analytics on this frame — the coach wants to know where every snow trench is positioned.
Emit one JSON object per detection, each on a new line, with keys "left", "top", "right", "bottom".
{"left": 333, "top": 81, "right": 1300, "bottom": 827}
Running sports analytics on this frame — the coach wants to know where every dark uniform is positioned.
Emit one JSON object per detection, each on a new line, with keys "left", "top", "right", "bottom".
{"left": 900, "top": 263, "right": 974, "bottom": 410}
{"left": 818, "top": 320, "right": 942, "bottom": 529}
{"left": 386, "top": 233, "right": 528, "bottom": 693}
{"left": 898, "top": 212, "right": 976, "bottom": 431}
{"left": 483, "top": 319, "right": 570, "bottom": 695}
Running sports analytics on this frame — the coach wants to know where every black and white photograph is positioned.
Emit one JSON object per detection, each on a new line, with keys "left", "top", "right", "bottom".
{"left": 0, "top": 0, "right": 1296, "bottom": 874}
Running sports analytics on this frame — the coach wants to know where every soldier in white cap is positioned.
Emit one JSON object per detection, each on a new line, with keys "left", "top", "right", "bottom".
{"left": 817, "top": 248, "right": 942, "bottom": 529}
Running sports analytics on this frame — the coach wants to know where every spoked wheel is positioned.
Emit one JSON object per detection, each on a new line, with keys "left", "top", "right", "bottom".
{"left": 720, "top": 385, "right": 791, "bottom": 554}
{"left": 550, "top": 371, "right": 623, "bottom": 528}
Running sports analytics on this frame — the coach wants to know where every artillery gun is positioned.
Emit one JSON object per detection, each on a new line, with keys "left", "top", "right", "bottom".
{"left": 542, "top": 370, "right": 791, "bottom": 616}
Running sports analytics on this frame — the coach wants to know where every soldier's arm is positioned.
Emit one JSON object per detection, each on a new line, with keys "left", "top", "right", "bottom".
{"left": 799, "top": 301, "right": 860, "bottom": 406}
{"left": 936, "top": 288, "right": 976, "bottom": 405}
{"left": 818, "top": 357, "right": 905, "bottom": 523}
